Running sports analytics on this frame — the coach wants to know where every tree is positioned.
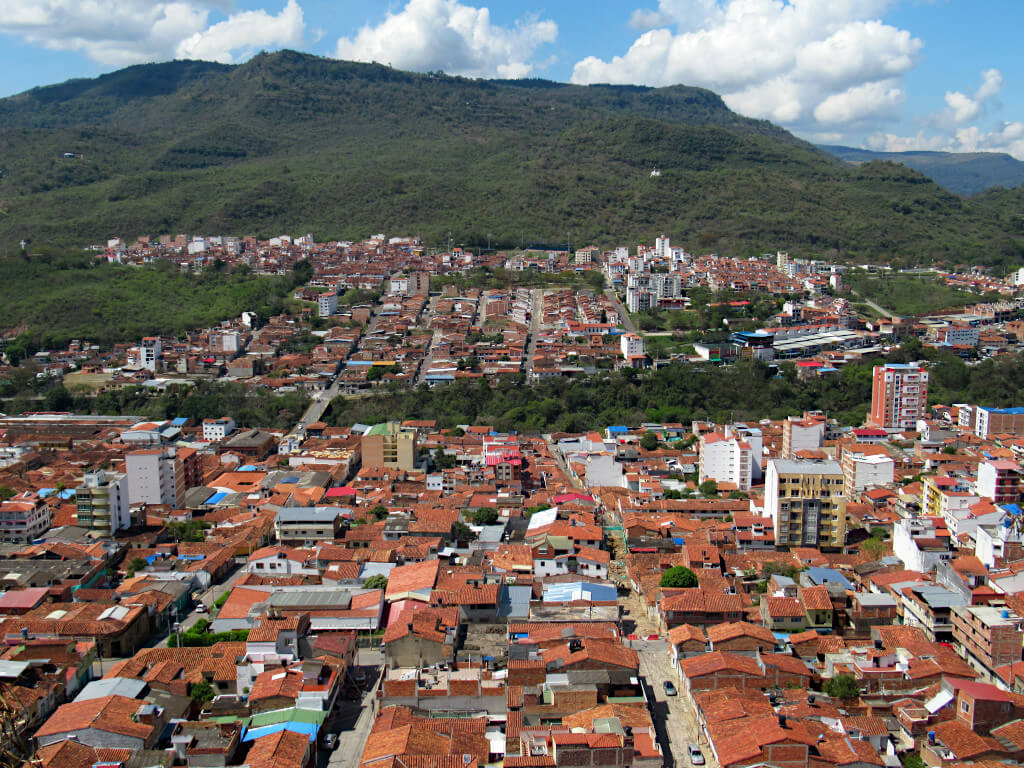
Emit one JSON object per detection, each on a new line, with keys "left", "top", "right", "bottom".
{"left": 660, "top": 565, "right": 698, "bottom": 588}
{"left": 902, "top": 754, "right": 925, "bottom": 768}
{"left": 188, "top": 680, "right": 215, "bottom": 704}
{"left": 640, "top": 431, "right": 660, "bottom": 451}
{"left": 823, "top": 674, "right": 861, "bottom": 701}
{"left": 861, "top": 536, "right": 887, "bottom": 560}
{"left": 363, "top": 574, "right": 389, "bottom": 590}
{"left": 126, "top": 557, "right": 148, "bottom": 577}
{"left": 469, "top": 508, "right": 498, "bottom": 525}
{"left": 369, "top": 505, "right": 389, "bottom": 520}
{"left": 0, "top": 486, "right": 14, "bottom": 501}
{"left": 451, "top": 521, "right": 472, "bottom": 543}
{"left": 699, "top": 479, "right": 718, "bottom": 497}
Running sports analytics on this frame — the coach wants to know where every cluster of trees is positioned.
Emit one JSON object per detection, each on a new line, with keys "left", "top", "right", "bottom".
{"left": 432, "top": 267, "right": 605, "bottom": 293}
{"left": 0, "top": 251, "right": 301, "bottom": 353}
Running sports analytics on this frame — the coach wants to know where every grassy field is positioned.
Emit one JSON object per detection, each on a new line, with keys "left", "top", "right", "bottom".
{"left": 847, "top": 272, "right": 996, "bottom": 316}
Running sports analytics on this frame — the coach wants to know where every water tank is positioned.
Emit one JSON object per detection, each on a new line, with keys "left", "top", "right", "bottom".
{"left": 928, "top": 731, "right": 936, "bottom": 744}
{"left": 1002, "top": 610, "right": 1011, "bottom": 619}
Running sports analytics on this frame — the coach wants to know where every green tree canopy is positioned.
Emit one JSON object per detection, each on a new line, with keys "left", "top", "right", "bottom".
{"left": 660, "top": 565, "right": 698, "bottom": 588}
{"left": 469, "top": 508, "right": 499, "bottom": 525}
{"left": 363, "top": 574, "right": 389, "bottom": 590}
{"left": 640, "top": 431, "right": 660, "bottom": 451}
{"left": 823, "top": 674, "right": 861, "bottom": 700}
{"left": 188, "top": 680, "right": 215, "bottom": 704}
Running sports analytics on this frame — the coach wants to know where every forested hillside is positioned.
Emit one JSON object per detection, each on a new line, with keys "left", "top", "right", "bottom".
{"left": 1, "top": 51, "right": 1023, "bottom": 267}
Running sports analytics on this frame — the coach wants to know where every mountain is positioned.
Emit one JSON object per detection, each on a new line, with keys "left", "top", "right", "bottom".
{"left": 820, "top": 145, "right": 1024, "bottom": 196}
{"left": 1, "top": 50, "right": 1023, "bottom": 268}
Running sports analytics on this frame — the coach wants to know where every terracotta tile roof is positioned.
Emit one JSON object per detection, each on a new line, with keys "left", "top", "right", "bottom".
{"left": 35, "top": 740, "right": 134, "bottom": 768}
{"left": 385, "top": 559, "right": 441, "bottom": 599}
{"left": 35, "top": 695, "right": 154, "bottom": 742}
{"left": 507, "top": 622, "right": 619, "bottom": 644}
{"left": 694, "top": 688, "right": 774, "bottom": 723}
{"left": 249, "top": 667, "right": 304, "bottom": 702}
{"left": 708, "top": 713, "right": 817, "bottom": 768}
{"left": 247, "top": 728, "right": 310, "bottom": 768}
{"left": 765, "top": 596, "right": 805, "bottom": 618}
{"left": 669, "top": 624, "right": 707, "bottom": 646}
{"left": 679, "top": 651, "right": 763, "bottom": 680}
{"left": 932, "top": 720, "right": 1005, "bottom": 760}
{"left": 706, "top": 621, "right": 775, "bottom": 646}
{"left": 541, "top": 638, "right": 639, "bottom": 671}
{"left": 799, "top": 585, "right": 833, "bottom": 611}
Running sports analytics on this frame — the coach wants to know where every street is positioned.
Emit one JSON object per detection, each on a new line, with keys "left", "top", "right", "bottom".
{"left": 605, "top": 288, "right": 638, "bottom": 333}
{"left": 323, "top": 649, "right": 383, "bottom": 768}
{"left": 524, "top": 288, "right": 546, "bottom": 378}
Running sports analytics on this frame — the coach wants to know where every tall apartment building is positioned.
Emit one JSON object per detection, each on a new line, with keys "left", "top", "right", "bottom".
{"left": 952, "top": 605, "right": 1024, "bottom": 680}
{"left": 361, "top": 422, "right": 417, "bottom": 471}
{"left": 977, "top": 460, "right": 1023, "bottom": 505}
{"left": 317, "top": 293, "right": 338, "bottom": 318}
{"left": 75, "top": 470, "right": 131, "bottom": 534}
{"left": 869, "top": 362, "right": 929, "bottom": 430}
{"left": 765, "top": 459, "right": 847, "bottom": 550}
{"left": 975, "top": 406, "right": 1024, "bottom": 439}
{"left": 140, "top": 337, "right": 162, "bottom": 372}
{"left": 125, "top": 448, "right": 185, "bottom": 507}
{"left": 781, "top": 413, "right": 825, "bottom": 458}
{"left": 699, "top": 429, "right": 753, "bottom": 491}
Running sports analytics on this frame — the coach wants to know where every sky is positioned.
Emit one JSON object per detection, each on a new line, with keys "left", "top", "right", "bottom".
{"left": 1, "top": 0, "right": 1022, "bottom": 158}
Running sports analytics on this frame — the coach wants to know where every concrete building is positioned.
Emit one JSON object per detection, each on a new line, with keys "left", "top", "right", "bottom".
{"left": 869, "top": 362, "right": 929, "bottom": 430}
{"left": 620, "top": 333, "right": 645, "bottom": 361}
{"left": 841, "top": 449, "right": 895, "bottom": 500}
{"left": 977, "top": 460, "right": 1023, "bottom": 505}
{"left": 125, "top": 448, "right": 184, "bottom": 507}
{"left": 361, "top": 422, "right": 417, "bottom": 471}
{"left": 317, "top": 293, "right": 338, "bottom": 318}
{"left": 0, "top": 492, "right": 52, "bottom": 545}
{"left": 274, "top": 507, "right": 344, "bottom": 546}
{"left": 140, "top": 337, "right": 161, "bottom": 372}
{"left": 202, "top": 417, "right": 236, "bottom": 442}
{"left": 699, "top": 430, "right": 753, "bottom": 492}
{"left": 781, "top": 414, "right": 825, "bottom": 459}
{"left": 75, "top": 470, "right": 131, "bottom": 534}
{"left": 765, "top": 459, "right": 847, "bottom": 550}
{"left": 975, "top": 407, "right": 1024, "bottom": 439}
{"left": 953, "top": 604, "right": 1024, "bottom": 681}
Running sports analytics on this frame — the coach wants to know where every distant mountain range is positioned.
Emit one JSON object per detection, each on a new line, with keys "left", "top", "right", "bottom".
{"left": 0, "top": 50, "right": 1022, "bottom": 267}
{"left": 819, "top": 145, "right": 1024, "bottom": 196}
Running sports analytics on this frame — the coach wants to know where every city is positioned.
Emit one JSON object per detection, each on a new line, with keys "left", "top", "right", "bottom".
{"left": 1, "top": 233, "right": 1024, "bottom": 768}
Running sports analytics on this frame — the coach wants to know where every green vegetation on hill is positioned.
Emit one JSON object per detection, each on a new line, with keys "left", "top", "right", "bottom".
{"left": 0, "top": 250, "right": 299, "bottom": 350}
{"left": 847, "top": 272, "right": 1000, "bottom": 317}
{"left": 326, "top": 349, "right": 1024, "bottom": 432}
{"left": 0, "top": 51, "right": 1023, "bottom": 267}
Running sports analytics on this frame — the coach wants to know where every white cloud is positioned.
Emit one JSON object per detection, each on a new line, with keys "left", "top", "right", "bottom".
{"left": 0, "top": 0, "right": 305, "bottom": 67}
{"left": 572, "top": 0, "right": 921, "bottom": 132}
{"left": 176, "top": 0, "right": 304, "bottom": 63}
{"left": 942, "top": 68, "right": 1002, "bottom": 125}
{"left": 866, "top": 69, "right": 1023, "bottom": 161}
{"left": 813, "top": 79, "right": 905, "bottom": 125}
{"left": 334, "top": 0, "right": 557, "bottom": 79}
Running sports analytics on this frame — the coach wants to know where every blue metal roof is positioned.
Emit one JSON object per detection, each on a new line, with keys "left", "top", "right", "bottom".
{"left": 607, "top": 426, "right": 629, "bottom": 433}
{"left": 980, "top": 406, "right": 1024, "bottom": 415}
{"left": 242, "top": 722, "right": 318, "bottom": 742}
{"left": 171, "top": 417, "right": 188, "bottom": 426}
{"left": 204, "top": 491, "right": 228, "bottom": 505}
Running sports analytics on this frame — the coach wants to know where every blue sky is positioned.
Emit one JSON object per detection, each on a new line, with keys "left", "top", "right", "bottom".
{"left": 2, "top": 0, "right": 1022, "bottom": 157}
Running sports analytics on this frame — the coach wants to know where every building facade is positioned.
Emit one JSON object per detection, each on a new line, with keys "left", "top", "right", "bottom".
{"left": 765, "top": 459, "right": 847, "bottom": 550}
{"left": 869, "top": 363, "right": 929, "bottom": 430}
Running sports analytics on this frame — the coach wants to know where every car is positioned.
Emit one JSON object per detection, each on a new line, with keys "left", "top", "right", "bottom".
{"left": 194, "top": 603, "right": 208, "bottom": 613}
{"left": 688, "top": 745, "right": 704, "bottom": 766}
{"left": 662, "top": 680, "right": 677, "bottom": 696}
{"left": 323, "top": 733, "right": 338, "bottom": 750}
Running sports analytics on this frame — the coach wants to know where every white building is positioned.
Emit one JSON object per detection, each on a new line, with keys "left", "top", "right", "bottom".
{"left": 0, "top": 493, "right": 52, "bottom": 545}
{"left": 140, "top": 337, "right": 162, "bottom": 372}
{"left": 317, "top": 293, "right": 338, "bottom": 318}
{"left": 892, "top": 517, "right": 953, "bottom": 572}
{"left": 75, "top": 470, "right": 132, "bottom": 534}
{"left": 731, "top": 424, "right": 764, "bottom": 481}
{"left": 125, "top": 448, "right": 184, "bottom": 507}
{"left": 782, "top": 415, "right": 825, "bottom": 458}
{"left": 698, "top": 430, "right": 753, "bottom": 491}
{"left": 655, "top": 235, "right": 670, "bottom": 260}
{"left": 203, "top": 417, "right": 236, "bottom": 442}
{"left": 620, "top": 333, "right": 645, "bottom": 360}
{"left": 842, "top": 451, "right": 895, "bottom": 499}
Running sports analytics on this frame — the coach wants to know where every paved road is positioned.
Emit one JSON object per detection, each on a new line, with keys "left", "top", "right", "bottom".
{"left": 297, "top": 379, "right": 342, "bottom": 429}
{"left": 524, "top": 288, "right": 546, "bottom": 378}
{"left": 543, "top": 432, "right": 584, "bottom": 490}
{"left": 325, "top": 650, "right": 384, "bottom": 768}
{"left": 634, "top": 639, "right": 716, "bottom": 768}
{"left": 605, "top": 289, "right": 638, "bottom": 333}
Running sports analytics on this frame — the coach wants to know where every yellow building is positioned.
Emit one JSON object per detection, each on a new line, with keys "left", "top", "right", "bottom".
{"left": 765, "top": 459, "right": 848, "bottom": 550}
{"left": 361, "top": 421, "right": 418, "bottom": 471}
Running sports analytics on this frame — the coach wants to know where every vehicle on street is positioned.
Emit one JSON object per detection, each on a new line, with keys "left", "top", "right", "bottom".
{"left": 194, "top": 603, "right": 208, "bottom": 613}
{"left": 688, "top": 744, "right": 704, "bottom": 765}
{"left": 323, "top": 733, "right": 338, "bottom": 750}
{"left": 663, "top": 680, "right": 677, "bottom": 696}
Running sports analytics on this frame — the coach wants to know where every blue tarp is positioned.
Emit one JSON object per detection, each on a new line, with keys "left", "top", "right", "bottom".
{"left": 204, "top": 491, "right": 228, "bottom": 505}
{"left": 672, "top": 537, "right": 686, "bottom": 545}
{"left": 242, "top": 722, "right": 318, "bottom": 742}
{"left": 608, "top": 426, "right": 629, "bottom": 433}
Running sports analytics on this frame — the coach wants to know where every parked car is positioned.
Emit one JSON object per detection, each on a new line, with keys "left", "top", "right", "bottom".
{"left": 194, "top": 603, "right": 208, "bottom": 613}
{"left": 323, "top": 733, "right": 338, "bottom": 750}
{"left": 662, "top": 680, "right": 677, "bottom": 696}
{"left": 688, "top": 744, "right": 704, "bottom": 766}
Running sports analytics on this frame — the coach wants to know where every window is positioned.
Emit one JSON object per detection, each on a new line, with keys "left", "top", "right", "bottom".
{"left": 961, "top": 700, "right": 970, "bottom": 713}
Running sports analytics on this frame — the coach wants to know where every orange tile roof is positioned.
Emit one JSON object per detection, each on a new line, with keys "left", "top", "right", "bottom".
{"left": 35, "top": 695, "right": 154, "bottom": 742}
